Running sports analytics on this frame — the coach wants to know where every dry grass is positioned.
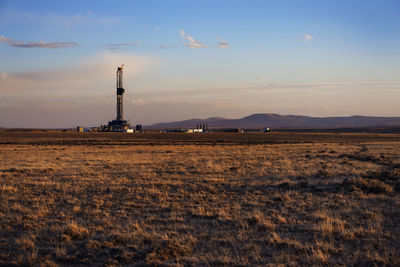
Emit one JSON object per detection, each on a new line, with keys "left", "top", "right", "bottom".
{"left": 0, "top": 133, "right": 400, "bottom": 265}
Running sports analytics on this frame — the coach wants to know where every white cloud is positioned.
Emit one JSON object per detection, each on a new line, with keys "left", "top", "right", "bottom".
{"left": 155, "top": 26, "right": 160, "bottom": 31}
{"left": 180, "top": 29, "right": 207, "bottom": 49}
{"left": 0, "top": 35, "right": 79, "bottom": 49}
{"left": 216, "top": 37, "right": 229, "bottom": 49}
{"left": 297, "top": 34, "right": 313, "bottom": 42}
{"left": 304, "top": 34, "right": 313, "bottom": 41}
{"left": 87, "top": 11, "right": 94, "bottom": 15}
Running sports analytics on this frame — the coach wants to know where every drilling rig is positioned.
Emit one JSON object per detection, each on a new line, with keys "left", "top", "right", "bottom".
{"left": 106, "top": 65, "right": 130, "bottom": 131}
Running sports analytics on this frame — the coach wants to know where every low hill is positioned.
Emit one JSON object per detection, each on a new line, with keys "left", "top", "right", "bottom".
{"left": 148, "top": 114, "right": 400, "bottom": 129}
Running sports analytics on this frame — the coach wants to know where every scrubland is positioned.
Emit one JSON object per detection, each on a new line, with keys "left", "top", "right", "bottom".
{"left": 0, "top": 132, "right": 400, "bottom": 266}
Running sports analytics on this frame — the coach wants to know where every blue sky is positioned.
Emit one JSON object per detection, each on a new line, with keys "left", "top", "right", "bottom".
{"left": 0, "top": 0, "right": 399, "bottom": 127}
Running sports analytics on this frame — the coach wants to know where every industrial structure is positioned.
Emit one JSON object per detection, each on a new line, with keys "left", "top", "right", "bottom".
{"left": 104, "top": 65, "right": 131, "bottom": 132}
{"left": 78, "top": 65, "right": 270, "bottom": 133}
{"left": 77, "top": 65, "right": 137, "bottom": 133}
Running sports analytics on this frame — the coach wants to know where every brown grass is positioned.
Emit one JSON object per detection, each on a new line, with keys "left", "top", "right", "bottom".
{"left": 0, "top": 133, "right": 400, "bottom": 265}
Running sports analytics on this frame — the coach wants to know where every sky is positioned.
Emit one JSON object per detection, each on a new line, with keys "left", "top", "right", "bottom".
{"left": 0, "top": 0, "right": 399, "bottom": 128}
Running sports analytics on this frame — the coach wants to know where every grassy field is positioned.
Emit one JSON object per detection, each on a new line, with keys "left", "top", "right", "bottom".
{"left": 1, "top": 132, "right": 400, "bottom": 266}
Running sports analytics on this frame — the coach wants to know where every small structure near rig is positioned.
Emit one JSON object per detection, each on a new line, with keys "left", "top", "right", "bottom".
{"left": 104, "top": 65, "right": 131, "bottom": 132}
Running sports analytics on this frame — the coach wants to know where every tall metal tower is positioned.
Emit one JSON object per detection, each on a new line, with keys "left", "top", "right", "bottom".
{"left": 106, "top": 65, "right": 130, "bottom": 131}
{"left": 116, "top": 65, "right": 124, "bottom": 121}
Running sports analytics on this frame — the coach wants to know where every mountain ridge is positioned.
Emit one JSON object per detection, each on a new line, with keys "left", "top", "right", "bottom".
{"left": 147, "top": 113, "right": 400, "bottom": 129}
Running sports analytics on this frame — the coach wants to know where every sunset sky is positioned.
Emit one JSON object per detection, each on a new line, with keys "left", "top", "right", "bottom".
{"left": 0, "top": 0, "right": 399, "bottom": 128}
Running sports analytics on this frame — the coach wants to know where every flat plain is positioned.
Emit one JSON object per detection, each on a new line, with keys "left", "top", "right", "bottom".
{"left": 1, "top": 131, "right": 400, "bottom": 266}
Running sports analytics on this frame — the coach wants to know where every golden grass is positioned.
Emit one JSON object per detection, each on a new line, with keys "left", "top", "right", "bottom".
{"left": 1, "top": 136, "right": 400, "bottom": 265}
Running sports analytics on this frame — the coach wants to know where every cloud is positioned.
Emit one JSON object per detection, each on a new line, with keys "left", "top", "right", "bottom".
{"left": 0, "top": 72, "right": 8, "bottom": 80}
{"left": 159, "top": 44, "right": 179, "bottom": 49}
{"left": 155, "top": 26, "right": 160, "bottom": 31}
{"left": 1, "top": 9, "right": 120, "bottom": 28}
{"left": 0, "top": 52, "right": 160, "bottom": 127}
{"left": 304, "top": 34, "right": 313, "bottom": 41}
{"left": 180, "top": 29, "right": 207, "bottom": 49}
{"left": 216, "top": 37, "right": 229, "bottom": 49}
{"left": 297, "top": 34, "right": 313, "bottom": 42}
{"left": 0, "top": 52, "right": 159, "bottom": 93}
{"left": 0, "top": 35, "right": 79, "bottom": 49}
{"left": 2, "top": 77, "right": 400, "bottom": 127}
{"left": 103, "top": 41, "right": 142, "bottom": 50}
{"left": 131, "top": 97, "right": 147, "bottom": 105}
{"left": 255, "top": 75, "right": 268, "bottom": 81}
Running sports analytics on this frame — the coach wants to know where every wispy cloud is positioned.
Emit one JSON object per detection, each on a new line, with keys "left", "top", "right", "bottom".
{"left": 103, "top": 41, "right": 142, "bottom": 50}
{"left": 180, "top": 29, "right": 207, "bottom": 49}
{"left": 255, "top": 75, "right": 268, "bottom": 81}
{"left": 0, "top": 52, "right": 158, "bottom": 93}
{"left": 155, "top": 26, "right": 160, "bottom": 31}
{"left": 1, "top": 9, "right": 120, "bottom": 28}
{"left": 297, "top": 34, "right": 313, "bottom": 42}
{"left": 160, "top": 44, "right": 179, "bottom": 49}
{"left": 0, "top": 72, "right": 8, "bottom": 80}
{"left": 216, "top": 37, "right": 229, "bottom": 49}
{"left": 0, "top": 35, "right": 79, "bottom": 49}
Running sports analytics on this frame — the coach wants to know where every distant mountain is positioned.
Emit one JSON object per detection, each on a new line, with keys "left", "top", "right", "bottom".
{"left": 147, "top": 113, "right": 400, "bottom": 129}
